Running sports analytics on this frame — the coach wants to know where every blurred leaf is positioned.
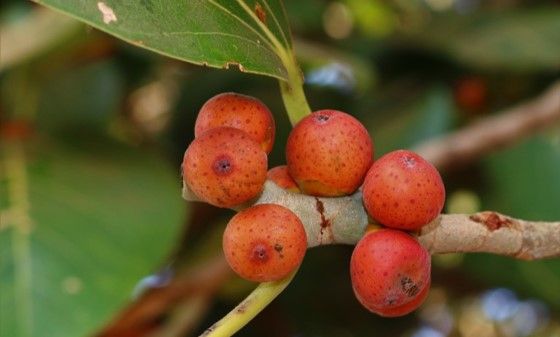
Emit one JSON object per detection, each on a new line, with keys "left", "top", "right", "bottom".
{"left": 294, "top": 38, "right": 376, "bottom": 94}
{"left": 32, "top": 0, "right": 294, "bottom": 80}
{"left": 463, "top": 255, "right": 560, "bottom": 309}
{"left": 35, "top": 61, "right": 123, "bottom": 132}
{"left": 369, "top": 85, "right": 455, "bottom": 155}
{"left": 1, "top": 61, "right": 123, "bottom": 132}
{"left": 346, "top": 0, "right": 397, "bottom": 38}
{"left": 414, "top": 9, "right": 560, "bottom": 71}
{"left": 0, "top": 8, "right": 82, "bottom": 71}
{"left": 282, "top": 0, "right": 325, "bottom": 33}
{"left": 0, "top": 137, "right": 184, "bottom": 337}
{"left": 482, "top": 134, "right": 560, "bottom": 221}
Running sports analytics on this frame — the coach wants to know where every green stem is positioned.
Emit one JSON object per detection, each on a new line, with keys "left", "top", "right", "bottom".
{"left": 235, "top": 0, "right": 310, "bottom": 125}
{"left": 234, "top": 0, "right": 310, "bottom": 125}
{"left": 279, "top": 51, "right": 312, "bottom": 126}
{"left": 199, "top": 270, "right": 298, "bottom": 337}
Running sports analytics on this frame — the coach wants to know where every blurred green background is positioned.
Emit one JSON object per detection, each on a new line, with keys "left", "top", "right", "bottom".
{"left": 1, "top": 1, "right": 559, "bottom": 337}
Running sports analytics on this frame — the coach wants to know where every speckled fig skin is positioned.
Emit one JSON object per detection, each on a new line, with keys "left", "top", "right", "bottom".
{"left": 373, "top": 279, "right": 431, "bottom": 317}
{"left": 195, "top": 92, "right": 275, "bottom": 154}
{"left": 267, "top": 165, "right": 300, "bottom": 193}
{"left": 362, "top": 150, "right": 445, "bottom": 231}
{"left": 286, "top": 110, "right": 373, "bottom": 197}
{"left": 182, "top": 127, "right": 267, "bottom": 208}
{"left": 223, "top": 204, "right": 307, "bottom": 282}
{"left": 350, "top": 229, "right": 431, "bottom": 317}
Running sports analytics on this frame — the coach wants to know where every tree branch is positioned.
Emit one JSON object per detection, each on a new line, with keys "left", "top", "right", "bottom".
{"left": 184, "top": 182, "right": 560, "bottom": 260}
{"left": 96, "top": 257, "right": 231, "bottom": 337}
{"left": 414, "top": 80, "right": 560, "bottom": 170}
{"left": 418, "top": 211, "right": 560, "bottom": 260}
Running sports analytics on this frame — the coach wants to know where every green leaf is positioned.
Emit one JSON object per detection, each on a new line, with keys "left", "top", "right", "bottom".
{"left": 35, "top": 61, "right": 124, "bottom": 132}
{"left": 414, "top": 8, "right": 560, "bottom": 71}
{"left": 32, "top": 0, "right": 293, "bottom": 80}
{"left": 0, "top": 138, "right": 184, "bottom": 337}
{"left": 482, "top": 134, "right": 560, "bottom": 221}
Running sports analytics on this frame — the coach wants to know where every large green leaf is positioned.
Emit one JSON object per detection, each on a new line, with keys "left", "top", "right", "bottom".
{"left": 0, "top": 138, "right": 184, "bottom": 337}
{"left": 32, "top": 0, "right": 293, "bottom": 80}
{"left": 414, "top": 9, "right": 560, "bottom": 71}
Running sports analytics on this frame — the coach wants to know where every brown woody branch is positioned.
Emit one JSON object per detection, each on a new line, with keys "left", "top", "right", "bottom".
{"left": 96, "top": 257, "right": 231, "bottom": 337}
{"left": 414, "top": 80, "right": 560, "bottom": 171}
{"left": 184, "top": 182, "right": 560, "bottom": 260}
{"left": 418, "top": 212, "right": 560, "bottom": 260}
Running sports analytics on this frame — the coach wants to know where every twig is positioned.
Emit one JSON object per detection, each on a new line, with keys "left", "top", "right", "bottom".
{"left": 96, "top": 257, "right": 231, "bottom": 337}
{"left": 419, "top": 211, "right": 560, "bottom": 260}
{"left": 147, "top": 293, "right": 210, "bottom": 337}
{"left": 414, "top": 80, "right": 560, "bottom": 170}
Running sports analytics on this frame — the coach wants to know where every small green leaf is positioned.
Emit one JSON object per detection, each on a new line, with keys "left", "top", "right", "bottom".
{"left": 0, "top": 138, "right": 184, "bottom": 337}
{"left": 32, "top": 0, "right": 294, "bottom": 80}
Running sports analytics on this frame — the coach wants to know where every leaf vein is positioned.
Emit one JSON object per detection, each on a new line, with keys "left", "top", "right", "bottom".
{"left": 262, "top": 0, "right": 290, "bottom": 47}
{"left": 207, "top": 0, "right": 276, "bottom": 51}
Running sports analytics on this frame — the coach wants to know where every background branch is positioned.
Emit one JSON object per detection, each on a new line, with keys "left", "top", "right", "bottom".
{"left": 96, "top": 257, "right": 231, "bottom": 337}
{"left": 414, "top": 80, "right": 560, "bottom": 170}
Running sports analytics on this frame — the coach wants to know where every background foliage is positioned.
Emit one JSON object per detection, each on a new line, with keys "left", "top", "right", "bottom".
{"left": 1, "top": 1, "right": 559, "bottom": 337}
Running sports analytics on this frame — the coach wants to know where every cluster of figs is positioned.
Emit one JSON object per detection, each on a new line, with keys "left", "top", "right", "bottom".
{"left": 182, "top": 92, "right": 445, "bottom": 317}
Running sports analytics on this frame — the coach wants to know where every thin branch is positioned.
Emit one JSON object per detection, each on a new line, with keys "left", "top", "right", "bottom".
{"left": 147, "top": 293, "right": 209, "bottom": 337}
{"left": 96, "top": 257, "right": 231, "bottom": 337}
{"left": 414, "top": 80, "right": 560, "bottom": 170}
{"left": 185, "top": 181, "right": 560, "bottom": 260}
{"left": 419, "top": 211, "right": 560, "bottom": 260}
